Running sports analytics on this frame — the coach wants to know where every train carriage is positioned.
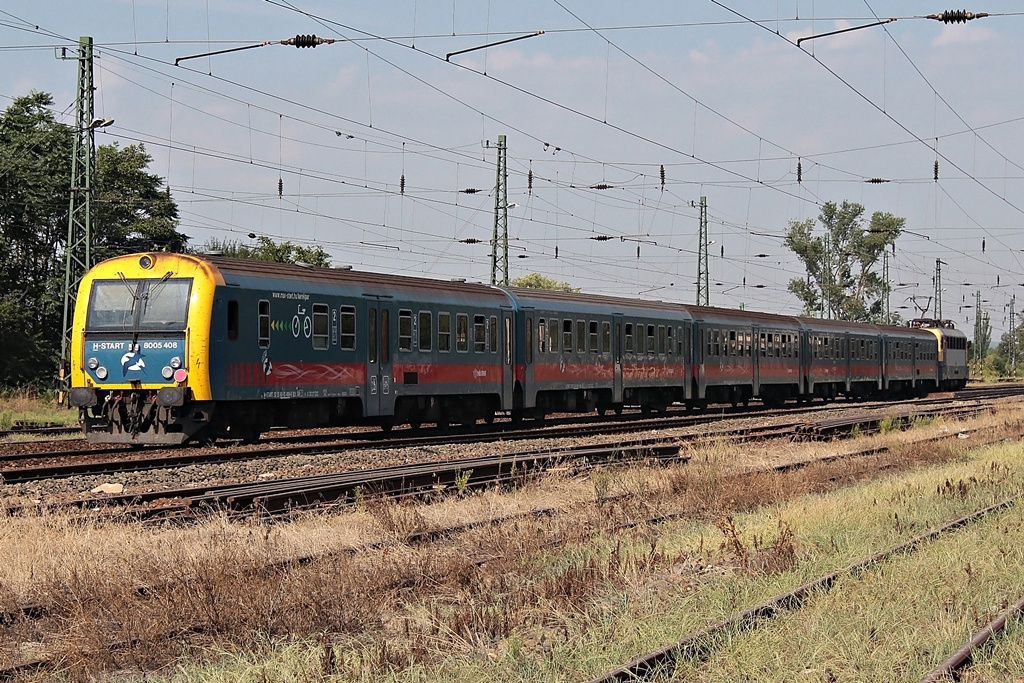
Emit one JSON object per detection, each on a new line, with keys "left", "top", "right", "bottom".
{"left": 505, "top": 288, "right": 691, "bottom": 416}
{"left": 878, "top": 324, "right": 939, "bottom": 396}
{"left": 70, "top": 253, "right": 516, "bottom": 444}
{"left": 688, "top": 306, "right": 802, "bottom": 408}
{"left": 799, "top": 318, "right": 882, "bottom": 400}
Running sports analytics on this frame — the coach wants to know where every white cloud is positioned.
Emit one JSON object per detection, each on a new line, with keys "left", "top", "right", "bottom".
{"left": 932, "top": 24, "right": 997, "bottom": 46}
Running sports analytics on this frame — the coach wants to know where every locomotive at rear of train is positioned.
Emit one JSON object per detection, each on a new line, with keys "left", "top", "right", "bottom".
{"left": 69, "top": 252, "right": 969, "bottom": 445}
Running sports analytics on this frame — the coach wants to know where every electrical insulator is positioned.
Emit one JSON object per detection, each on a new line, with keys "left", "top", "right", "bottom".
{"left": 278, "top": 177, "right": 283, "bottom": 197}
{"left": 660, "top": 164, "right": 666, "bottom": 190}
{"left": 797, "top": 159, "right": 802, "bottom": 184}
{"left": 720, "top": 244, "right": 724, "bottom": 258}
{"left": 400, "top": 174, "right": 405, "bottom": 195}
{"left": 527, "top": 168, "right": 533, "bottom": 194}
{"left": 892, "top": 242, "right": 895, "bottom": 255}
{"left": 982, "top": 238, "right": 986, "bottom": 253}
{"left": 866, "top": 177, "right": 889, "bottom": 184}
{"left": 285, "top": 34, "right": 332, "bottom": 48}
{"left": 934, "top": 160, "right": 939, "bottom": 181}
{"left": 554, "top": 245, "right": 559, "bottom": 259}
{"left": 460, "top": 188, "right": 481, "bottom": 194}
{"left": 589, "top": 235, "right": 613, "bottom": 241}
{"left": 590, "top": 183, "right": 613, "bottom": 190}
{"left": 998, "top": 275, "right": 1001, "bottom": 286}
{"left": 637, "top": 245, "right": 641, "bottom": 259}
{"left": 459, "top": 238, "right": 483, "bottom": 244}
{"left": 926, "top": 10, "right": 989, "bottom": 23}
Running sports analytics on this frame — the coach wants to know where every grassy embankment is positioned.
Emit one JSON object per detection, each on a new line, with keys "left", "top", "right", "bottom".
{"left": 2, "top": 410, "right": 1024, "bottom": 682}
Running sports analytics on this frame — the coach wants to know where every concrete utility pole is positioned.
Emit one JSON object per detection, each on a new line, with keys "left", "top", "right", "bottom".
{"left": 490, "top": 134, "right": 508, "bottom": 286}
{"left": 59, "top": 36, "right": 99, "bottom": 404}
{"left": 696, "top": 196, "right": 708, "bottom": 306}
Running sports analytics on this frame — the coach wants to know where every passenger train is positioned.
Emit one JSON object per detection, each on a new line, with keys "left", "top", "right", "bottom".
{"left": 68, "top": 252, "right": 970, "bottom": 445}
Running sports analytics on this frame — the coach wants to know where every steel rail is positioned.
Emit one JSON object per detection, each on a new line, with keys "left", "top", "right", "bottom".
{"left": 919, "top": 595, "right": 1024, "bottom": 682}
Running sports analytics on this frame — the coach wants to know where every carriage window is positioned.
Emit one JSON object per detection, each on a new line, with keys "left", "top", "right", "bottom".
{"left": 538, "top": 319, "right": 547, "bottom": 353}
{"left": 563, "top": 319, "right": 574, "bottom": 353}
{"left": 678, "top": 327, "right": 685, "bottom": 355}
{"left": 666, "top": 326, "right": 673, "bottom": 356}
{"left": 625, "top": 323, "right": 634, "bottom": 354}
{"left": 728, "top": 330, "right": 736, "bottom": 356}
{"left": 711, "top": 329, "right": 720, "bottom": 357}
{"left": 418, "top": 311, "right": 432, "bottom": 351}
{"left": 398, "top": 309, "right": 413, "bottom": 351}
{"left": 658, "top": 325, "right": 667, "bottom": 355}
{"left": 526, "top": 317, "right": 533, "bottom": 365}
{"left": 339, "top": 305, "right": 355, "bottom": 350}
{"left": 313, "top": 303, "right": 330, "bottom": 350}
{"left": 759, "top": 332, "right": 766, "bottom": 357}
{"left": 589, "top": 321, "right": 599, "bottom": 353}
{"left": 548, "top": 318, "right": 559, "bottom": 353}
{"left": 438, "top": 312, "right": 451, "bottom": 352}
{"left": 474, "top": 315, "right": 486, "bottom": 353}
{"left": 489, "top": 316, "right": 497, "bottom": 354}
{"left": 602, "top": 321, "right": 611, "bottom": 353}
{"left": 457, "top": 314, "right": 469, "bottom": 352}
{"left": 576, "top": 320, "right": 587, "bottom": 353}
{"left": 227, "top": 300, "right": 239, "bottom": 341}
{"left": 258, "top": 300, "right": 270, "bottom": 348}
{"left": 636, "top": 322, "right": 645, "bottom": 354}
{"left": 647, "top": 325, "right": 656, "bottom": 354}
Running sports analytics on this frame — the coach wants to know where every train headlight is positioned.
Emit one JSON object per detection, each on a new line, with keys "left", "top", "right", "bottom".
{"left": 139, "top": 254, "right": 154, "bottom": 269}
{"left": 95, "top": 366, "right": 108, "bottom": 380}
{"left": 169, "top": 356, "right": 182, "bottom": 369}
{"left": 161, "top": 366, "right": 174, "bottom": 379}
{"left": 87, "top": 357, "right": 99, "bottom": 370}
{"left": 173, "top": 368, "right": 188, "bottom": 383}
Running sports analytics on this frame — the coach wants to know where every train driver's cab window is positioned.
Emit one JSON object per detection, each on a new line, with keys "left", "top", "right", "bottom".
{"left": 312, "top": 304, "right": 329, "bottom": 350}
{"left": 339, "top": 306, "right": 356, "bottom": 350}
{"left": 258, "top": 300, "right": 270, "bottom": 349}
{"left": 456, "top": 313, "right": 469, "bottom": 352}
{"left": 398, "top": 310, "right": 413, "bottom": 351}
{"left": 438, "top": 312, "right": 451, "bottom": 352}
{"left": 418, "top": 311, "right": 432, "bottom": 351}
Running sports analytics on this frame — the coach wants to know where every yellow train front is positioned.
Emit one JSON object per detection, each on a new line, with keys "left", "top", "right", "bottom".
{"left": 69, "top": 253, "right": 222, "bottom": 444}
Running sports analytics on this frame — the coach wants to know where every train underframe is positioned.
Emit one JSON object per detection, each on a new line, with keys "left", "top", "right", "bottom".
{"left": 79, "top": 373, "right": 950, "bottom": 445}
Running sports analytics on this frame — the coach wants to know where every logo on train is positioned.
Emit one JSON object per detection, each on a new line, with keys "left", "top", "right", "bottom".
{"left": 120, "top": 349, "right": 146, "bottom": 376}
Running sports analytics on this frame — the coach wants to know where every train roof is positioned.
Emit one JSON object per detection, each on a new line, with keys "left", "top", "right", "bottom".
{"left": 681, "top": 304, "right": 801, "bottom": 327}
{"left": 502, "top": 286, "right": 692, "bottom": 317}
{"left": 200, "top": 254, "right": 513, "bottom": 304}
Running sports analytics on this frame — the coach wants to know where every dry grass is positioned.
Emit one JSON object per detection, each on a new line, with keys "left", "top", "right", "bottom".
{"left": 1, "top": 406, "right": 1022, "bottom": 681}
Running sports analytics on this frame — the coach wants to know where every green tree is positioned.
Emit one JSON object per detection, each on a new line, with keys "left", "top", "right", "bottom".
{"left": 0, "top": 92, "right": 73, "bottom": 387}
{"left": 94, "top": 143, "right": 186, "bottom": 258}
{"left": 784, "top": 201, "right": 903, "bottom": 322}
{"left": 198, "top": 235, "right": 331, "bottom": 267}
{"left": 510, "top": 272, "right": 578, "bottom": 292}
{"left": 990, "top": 322, "right": 1024, "bottom": 378}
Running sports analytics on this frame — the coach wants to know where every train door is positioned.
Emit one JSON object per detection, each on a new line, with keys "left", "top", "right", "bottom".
{"left": 751, "top": 324, "right": 761, "bottom": 395}
{"left": 612, "top": 313, "right": 623, "bottom": 404}
{"left": 364, "top": 299, "right": 395, "bottom": 417}
{"left": 502, "top": 310, "right": 515, "bottom": 409}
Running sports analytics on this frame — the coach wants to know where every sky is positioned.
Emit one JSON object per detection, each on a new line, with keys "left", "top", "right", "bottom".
{"left": 2, "top": 1, "right": 1023, "bottom": 339}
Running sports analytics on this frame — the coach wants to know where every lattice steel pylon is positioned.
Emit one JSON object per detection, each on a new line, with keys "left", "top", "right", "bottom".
{"left": 696, "top": 196, "right": 708, "bottom": 306}
{"left": 59, "top": 36, "right": 96, "bottom": 404}
{"left": 490, "top": 134, "right": 508, "bottom": 286}
{"left": 934, "top": 258, "right": 944, "bottom": 320}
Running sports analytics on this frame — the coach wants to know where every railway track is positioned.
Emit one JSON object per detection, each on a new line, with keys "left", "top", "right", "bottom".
{"left": 0, "top": 425, "right": 1009, "bottom": 681}
{"left": 587, "top": 493, "right": 1021, "bottom": 682}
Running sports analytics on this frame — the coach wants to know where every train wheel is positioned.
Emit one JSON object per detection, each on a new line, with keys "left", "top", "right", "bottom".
{"left": 484, "top": 411, "right": 495, "bottom": 425}
{"left": 409, "top": 418, "right": 422, "bottom": 431}
{"left": 597, "top": 406, "right": 607, "bottom": 416}
{"left": 614, "top": 404, "right": 623, "bottom": 415}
